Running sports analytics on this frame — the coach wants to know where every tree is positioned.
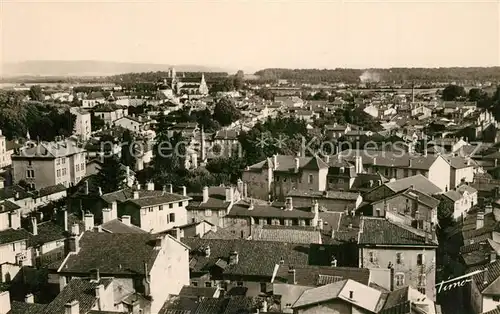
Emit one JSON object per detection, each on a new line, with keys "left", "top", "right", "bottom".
{"left": 29, "top": 85, "right": 44, "bottom": 102}
{"left": 442, "top": 85, "right": 466, "bottom": 101}
{"left": 121, "top": 130, "right": 136, "bottom": 169}
{"left": 233, "top": 70, "right": 245, "bottom": 90}
{"left": 255, "top": 88, "right": 274, "bottom": 101}
{"left": 96, "top": 156, "right": 126, "bottom": 193}
{"left": 91, "top": 115, "right": 106, "bottom": 132}
{"left": 213, "top": 98, "right": 241, "bottom": 126}
{"left": 468, "top": 88, "right": 487, "bottom": 102}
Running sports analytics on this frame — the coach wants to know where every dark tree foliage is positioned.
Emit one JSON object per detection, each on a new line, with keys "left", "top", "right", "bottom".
{"left": 72, "top": 86, "right": 103, "bottom": 94}
{"left": 96, "top": 156, "right": 126, "bottom": 193}
{"left": 213, "top": 98, "right": 242, "bottom": 126}
{"left": 109, "top": 71, "right": 228, "bottom": 84}
{"left": 254, "top": 67, "right": 500, "bottom": 84}
{"left": 29, "top": 85, "right": 44, "bottom": 101}
{"left": 441, "top": 85, "right": 466, "bottom": 101}
{"left": 91, "top": 115, "right": 106, "bottom": 132}
{"left": 255, "top": 88, "right": 274, "bottom": 101}
{"left": 121, "top": 130, "right": 136, "bottom": 169}
{"left": 206, "top": 156, "right": 247, "bottom": 183}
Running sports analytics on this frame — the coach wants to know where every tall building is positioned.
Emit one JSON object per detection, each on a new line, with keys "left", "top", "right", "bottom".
{"left": 12, "top": 139, "right": 86, "bottom": 190}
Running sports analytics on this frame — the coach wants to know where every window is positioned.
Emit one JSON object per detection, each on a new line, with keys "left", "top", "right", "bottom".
{"left": 178, "top": 202, "right": 182, "bottom": 207}
{"left": 418, "top": 288, "right": 426, "bottom": 295}
{"left": 412, "top": 170, "right": 417, "bottom": 176}
{"left": 340, "top": 167, "right": 345, "bottom": 174}
{"left": 169, "top": 203, "right": 173, "bottom": 209}
{"left": 493, "top": 296, "right": 500, "bottom": 302}
{"left": 237, "top": 282, "right": 244, "bottom": 287}
{"left": 148, "top": 207, "right": 153, "bottom": 212}
{"left": 26, "top": 170, "right": 35, "bottom": 178}
{"left": 418, "top": 274, "right": 427, "bottom": 286}
{"left": 205, "top": 209, "right": 212, "bottom": 217}
{"left": 169, "top": 213, "right": 175, "bottom": 222}
{"left": 56, "top": 158, "right": 60, "bottom": 165}
{"left": 56, "top": 170, "right": 61, "bottom": 177}
{"left": 218, "top": 210, "right": 225, "bottom": 217}
{"left": 28, "top": 160, "right": 32, "bottom": 166}
{"left": 205, "top": 282, "right": 212, "bottom": 287}
{"left": 159, "top": 205, "right": 164, "bottom": 211}
{"left": 338, "top": 178, "right": 344, "bottom": 184}
{"left": 385, "top": 168, "right": 389, "bottom": 176}
{"left": 417, "top": 253, "right": 425, "bottom": 266}
{"left": 62, "top": 158, "right": 66, "bottom": 164}
{"left": 308, "top": 174, "right": 313, "bottom": 184}
{"left": 81, "top": 163, "right": 85, "bottom": 171}
{"left": 395, "top": 273, "right": 405, "bottom": 286}
{"left": 369, "top": 252, "right": 377, "bottom": 263}
{"left": 62, "top": 168, "right": 67, "bottom": 176}
{"left": 76, "top": 165, "right": 80, "bottom": 172}
{"left": 11, "top": 243, "right": 16, "bottom": 251}
{"left": 191, "top": 281, "right": 198, "bottom": 287}
{"left": 260, "top": 282, "right": 267, "bottom": 293}
{"left": 396, "top": 252, "right": 403, "bottom": 264}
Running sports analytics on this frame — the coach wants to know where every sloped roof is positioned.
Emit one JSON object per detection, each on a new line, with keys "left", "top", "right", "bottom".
{"left": 14, "top": 140, "right": 85, "bottom": 159}
{"left": 385, "top": 175, "right": 442, "bottom": 195}
{"left": 359, "top": 217, "right": 437, "bottom": 246}
{"left": 101, "top": 219, "right": 148, "bottom": 234}
{"left": 274, "top": 264, "right": 370, "bottom": 286}
{"left": 227, "top": 201, "right": 315, "bottom": 219}
{"left": 251, "top": 225, "right": 321, "bottom": 244}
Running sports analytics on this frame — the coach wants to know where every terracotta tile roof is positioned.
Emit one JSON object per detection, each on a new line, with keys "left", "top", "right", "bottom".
{"left": 42, "top": 277, "right": 113, "bottom": 314}
{"left": 0, "top": 199, "right": 21, "bottom": 212}
{"left": 59, "top": 232, "right": 161, "bottom": 275}
{"left": 101, "top": 219, "right": 148, "bottom": 234}
{"left": 359, "top": 218, "right": 437, "bottom": 246}
{"left": 483, "top": 307, "right": 500, "bottom": 314}
{"left": 187, "top": 187, "right": 232, "bottom": 210}
{"left": 8, "top": 301, "right": 47, "bottom": 314}
{"left": 245, "top": 154, "right": 328, "bottom": 173}
{"left": 251, "top": 225, "right": 321, "bottom": 244}
{"left": 462, "top": 211, "right": 499, "bottom": 240}
{"left": 274, "top": 264, "right": 370, "bottom": 286}
{"left": 0, "top": 185, "right": 33, "bottom": 201}
{"left": 181, "top": 238, "right": 310, "bottom": 277}
{"left": 38, "top": 184, "right": 67, "bottom": 197}
{"left": 179, "top": 286, "right": 218, "bottom": 298}
{"left": 468, "top": 259, "right": 500, "bottom": 292}
{"left": 0, "top": 228, "right": 31, "bottom": 245}
{"left": 287, "top": 189, "right": 360, "bottom": 201}
{"left": 227, "top": 201, "right": 315, "bottom": 219}
{"left": 460, "top": 240, "right": 493, "bottom": 266}
{"left": 384, "top": 175, "right": 442, "bottom": 195}
{"left": 14, "top": 140, "right": 85, "bottom": 159}
{"left": 29, "top": 221, "right": 66, "bottom": 246}
{"left": 202, "top": 228, "right": 240, "bottom": 240}
{"left": 101, "top": 188, "right": 191, "bottom": 208}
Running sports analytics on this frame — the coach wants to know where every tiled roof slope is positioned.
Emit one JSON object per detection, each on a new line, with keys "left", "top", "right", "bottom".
{"left": 359, "top": 218, "right": 437, "bottom": 246}
{"left": 468, "top": 259, "right": 500, "bottom": 293}
{"left": 8, "top": 301, "right": 47, "bottom": 314}
{"left": 59, "top": 232, "right": 160, "bottom": 275}
{"left": 181, "top": 238, "right": 310, "bottom": 277}
{"left": 42, "top": 278, "right": 113, "bottom": 314}
{"left": 273, "top": 264, "right": 370, "bottom": 286}
{"left": 251, "top": 225, "right": 321, "bottom": 244}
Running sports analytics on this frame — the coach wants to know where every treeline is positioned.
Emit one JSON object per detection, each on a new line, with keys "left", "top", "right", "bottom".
{"left": 255, "top": 67, "right": 500, "bottom": 84}
{"left": 0, "top": 91, "right": 76, "bottom": 141}
{"left": 108, "top": 71, "right": 229, "bottom": 84}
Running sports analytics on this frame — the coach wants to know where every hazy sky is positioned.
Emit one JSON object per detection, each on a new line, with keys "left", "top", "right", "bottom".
{"left": 1, "top": 0, "right": 499, "bottom": 72}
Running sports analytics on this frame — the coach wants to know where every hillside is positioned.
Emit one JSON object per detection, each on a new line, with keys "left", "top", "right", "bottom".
{"left": 1, "top": 60, "right": 230, "bottom": 77}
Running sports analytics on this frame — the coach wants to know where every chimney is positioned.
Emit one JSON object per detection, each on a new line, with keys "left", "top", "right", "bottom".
{"left": 325, "top": 155, "right": 330, "bottom": 164}
{"left": 318, "top": 218, "right": 324, "bottom": 230}
{"left": 121, "top": 215, "right": 131, "bottom": 226}
{"left": 373, "top": 157, "right": 377, "bottom": 165}
{"left": 90, "top": 268, "right": 100, "bottom": 283}
{"left": 146, "top": 181, "right": 154, "bottom": 191}
{"left": 484, "top": 267, "right": 489, "bottom": 284}
{"left": 126, "top": 166, "right": 130, "bottom": 179}
{"left": 95, "top": 284, "right": 104, "bottom": 310}
{"left": 294, "top": 157, "right": 300, "bottom": 172}
{"left": 71, "top": 222, "right": 80, "bottom": 236}
{"left": 84, "top": 181, "right": 89, "bottom": 195}
{"left": 288, "top": 267, "right": 296, "bottom": 284}
{"left": 495, "top": 159, "right": 498, "bottom": 168}
{"left": 204, "top": 245, "right": 211, "bottom": 257}
{"left": 273, "top": 154, "right": 278, "bottom": 170}
{"left": 201, "top": 186, "right": 209, "bottom": 203}
{"left": 167, "top": 183, "right": 173, "bottom": 193}
{"left": 133, "top": 190, "right": 139, "bottom": 199}
{"left": 102, "top": 208, "right": 112, "bottom": 223}
{"left": 262, "top": 300, "right": 268, "bottom": 313}
{"left": 491, "top": 251, "right": 497, "bottom": 263}
{"left": 243, "top": 183, "right": 248, "bottom": 199}
{"left": 111, "top": 201, "right": 118, "bottom": 220}
{"left": 312, "top": 200, "right": 319, "bottom": 214}
{"left": 477, "top": 212, "right": 485, "bottom": 230}
{"left": 98, "top": 187, "right": 102, "bottom": 196}
{"left": 31, "top": 216, "right": 38, "bottom": 235}
{"left": 486, "top": 204, "right": 493, "bottom": 214}
{"left": 229, "top": 251, "right": 239, "bottom": 265}
{"left": 331, "top": 255, "right": 337, "bottom": 267}
{"left": 248, "top": 199, "right": 255, "bottom": 211}
{"left": 285, "top": 197, "right": 293, "bottom": 211}
{"left": 225, "top": 187, "right": 233, "bottom": 203}
{"left": 84, "top": 213, "right": 94, "bottom": 231}
{"left": 64, "top": 300, "right": 79, "bottom": 314}
{"left": 0, "top": 291, "right": 10, "bottom": 314}
{"left": 63, "top": 210, "right": 68, "bottom": 231}
{"left": 24, "top": 293, "right": 34, "bottom": 303}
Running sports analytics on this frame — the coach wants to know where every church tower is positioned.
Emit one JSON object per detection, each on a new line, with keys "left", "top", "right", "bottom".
{"left": 199, "top": 73, "right": 209, "bottom": 95}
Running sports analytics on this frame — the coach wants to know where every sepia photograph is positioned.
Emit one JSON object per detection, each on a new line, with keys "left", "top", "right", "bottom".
{"left": 0, "top": 1, "right": 499, "bottom": 313}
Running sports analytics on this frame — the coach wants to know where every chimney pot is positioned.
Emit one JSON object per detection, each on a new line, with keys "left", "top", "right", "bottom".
{"left": 225, "top": 187, "right": 234, "bottom": 203}
{"left": 288, "top": 267, "right": 296, "bottom": 284}
{"left": 31, "top": 216, "right": 38, "bottom": 236}
{"left": 121, "top": 215, "right": 131, "bottom": 226}
{"left": 24, "top": 293, "right": 34, "bottom": 303}
{"left": 229, "top": 251, "right": 239, "bottom": 265}
{"left": 202, "top": 186, "right": 209, "bottom": 203}
{"left": 84, "top": 213, "right": 94, "bottom": 231}
{"left": 133, "top": 191, "right": 139, "bottom": 199}
{"left": 64, "top": 300, "right": 79, "bottom": 314}
{"left": 285, "top": 197, "right": 293, "bottom": 211}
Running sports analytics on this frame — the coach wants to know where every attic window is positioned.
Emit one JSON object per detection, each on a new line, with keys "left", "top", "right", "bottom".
{"left": 340, "top": 167, "right": 345, "bottom": 174}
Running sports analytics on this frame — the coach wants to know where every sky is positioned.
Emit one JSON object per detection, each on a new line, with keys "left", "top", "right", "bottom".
{"left": 1, "top": 0, "right": 499, "bottom": 72}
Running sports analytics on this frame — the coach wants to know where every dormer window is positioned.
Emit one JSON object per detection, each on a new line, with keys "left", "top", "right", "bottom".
{"left": 340, "top": 167, "right": 345, "bottom": 174}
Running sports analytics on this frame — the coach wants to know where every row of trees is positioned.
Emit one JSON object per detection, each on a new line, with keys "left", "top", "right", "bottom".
{"left": 0, "top": 91, "right": 76, "bottom": 141}
{"left": 256, "top": 67, "right": 500, "bottom": 84}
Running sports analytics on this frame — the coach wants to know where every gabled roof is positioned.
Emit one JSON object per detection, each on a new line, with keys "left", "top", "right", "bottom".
{"left": 14, "top": 140, "right": 85, "bottom": 159}
{"left": 287, "top": 189, "right": 360, "bottom": 201}
{"left": 58, "top": 232, "right": 162, "bottom": 275}
{"left": 359, "top": 217, "right": 437, "bottom": 246}
{"left": 274, "top": 264, "right": 370, "bottom": 286}
{"left": 292, "top": 279, "right": 385, "bottom": 312}
{"left": 181, "top": 237, "right": 310, "bottom": 277}
{"left": 468, "top": 259, "right": 500, "bottom": 293}
{"left": 384, "top": 175, "right": 442, "bottom": 195}
{"left": 374, "top": 188, "right": 440, "bottom": 209}
{"left": 251, "top": 225, "right": 321, "bottom": 244}
{"left": 227, "top": 201, "right": 315, "bottom": 219}
{"left": 42, "top": 277, "right": 113, "bottom": 314}
{"left": 8, "top": 300, "right": 47, "bottom": 314}
{"left": 245, "top": 154, "right": 328, "bottom": 173}
{"left": 0, "top": 228, "right": 32, "bottom": 245}
{"left": 101, "top": 219, "right": 148, "bottom": 234}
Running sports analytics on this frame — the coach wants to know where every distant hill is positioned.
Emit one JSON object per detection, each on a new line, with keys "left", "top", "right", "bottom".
{"left": 1, "top": 60, "right": 230, "bottom": 77}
